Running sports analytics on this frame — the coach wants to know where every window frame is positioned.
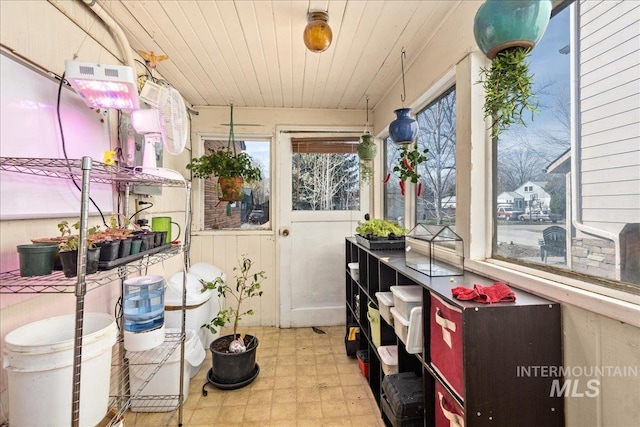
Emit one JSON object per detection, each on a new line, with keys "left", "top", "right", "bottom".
{"left": 190, "top": 132, "right": 274, "bottom": 236}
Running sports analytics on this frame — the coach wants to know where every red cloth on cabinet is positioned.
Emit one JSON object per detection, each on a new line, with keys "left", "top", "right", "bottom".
{"left": 451, "top": 282, "right": 516, "bottom": 303}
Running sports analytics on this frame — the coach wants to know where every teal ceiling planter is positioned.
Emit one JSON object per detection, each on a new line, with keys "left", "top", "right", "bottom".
{"left": 473, "top": 0, "right": 552, "bottom": 59}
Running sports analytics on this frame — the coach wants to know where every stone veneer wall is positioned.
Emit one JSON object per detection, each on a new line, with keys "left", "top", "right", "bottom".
{"left": 571, "top": 237, "right": 616, "bottom": 280}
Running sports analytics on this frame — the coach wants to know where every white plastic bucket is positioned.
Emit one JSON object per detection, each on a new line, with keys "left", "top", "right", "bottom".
{"left": 3, "top": 313, "right": 117, "bottom": 427}
{"left": 127, "top": 328, "right": 205, "bottom": 412}
{"left": 165, "top": 272, "right": 212, "bottom": 376}
{"left": 188, "top": 263, "right": 226, "bottom": 348}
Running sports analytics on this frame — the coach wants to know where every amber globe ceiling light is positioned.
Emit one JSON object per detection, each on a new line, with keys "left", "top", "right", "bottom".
{"left": 303, "top": 11, "right": 332, "bottom": 53}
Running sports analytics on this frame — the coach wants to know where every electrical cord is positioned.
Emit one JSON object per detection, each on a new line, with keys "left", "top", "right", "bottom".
{"left": 56, "top": 71, "right": 108, "bottom": 228}
{"left": 128, "top": 200, "right": 153, "bottom": 221}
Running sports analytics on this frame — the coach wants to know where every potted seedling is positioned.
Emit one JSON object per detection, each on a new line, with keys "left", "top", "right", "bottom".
{"left": 57, "top": 220, "right": 101, "bottom": 277}
{"left": 200, "top": 254, "right": 266, "bottom": 389}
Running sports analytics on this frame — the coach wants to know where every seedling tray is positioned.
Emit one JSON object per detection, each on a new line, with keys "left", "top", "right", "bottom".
{"left": 355, "top": 234, "right": 405, "bottom": 251}
{"left": 98, "top": 243, "right": 173, "bottom": 270}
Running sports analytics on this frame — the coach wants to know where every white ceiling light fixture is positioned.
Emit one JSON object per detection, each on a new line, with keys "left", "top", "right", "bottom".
{"left": 65, "top": 60, "right": 140, "bottom": 110}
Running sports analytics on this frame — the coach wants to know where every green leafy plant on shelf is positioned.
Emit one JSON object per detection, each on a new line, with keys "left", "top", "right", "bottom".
{"left": 200, "top": 254, "right": 266, "bottom": 344}
{"left": 57, "top": 220, "right": 100, "bottom": 252}
{"left": 356, "top": 218, "right": 408, "bottom": 238}
{"left": 478, "top": 47, "right": 539, "bottom": 139}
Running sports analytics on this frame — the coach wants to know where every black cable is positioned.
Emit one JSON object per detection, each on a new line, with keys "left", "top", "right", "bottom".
{"left": 128, "top": 201, "right": 153, "bottom": 221}
{"left": 135, "top": 58, "right": 156, "bottom": 82}
{"left": 56, "top": 72, "right": 108, "bottom": 228}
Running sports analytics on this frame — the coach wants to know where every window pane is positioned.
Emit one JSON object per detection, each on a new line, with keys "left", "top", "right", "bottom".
{"left": 201, "top": 139, "right": 270, "bottom": 230}
{"left": 493, "top": 2, "right": 640, "bottom": 287}
{"left": 384, "top": 136, "right": 404, "bottom": 223}
{"left": 416, "top": 86, "right": 456, "bottom": 227}
{"left": 292, "top": 152, "right": 360, "bottom": 211}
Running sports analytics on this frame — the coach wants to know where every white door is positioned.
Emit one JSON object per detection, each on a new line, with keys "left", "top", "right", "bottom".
{"left": 278, "top": 130, "right": 370, "bottom": 328}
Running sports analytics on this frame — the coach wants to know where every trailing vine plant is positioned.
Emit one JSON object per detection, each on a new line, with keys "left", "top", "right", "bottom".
{"left": 478, "top": 47, "right": 539, "bottom": 139}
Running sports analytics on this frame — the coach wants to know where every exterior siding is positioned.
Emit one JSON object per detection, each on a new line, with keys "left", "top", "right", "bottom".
{"left": 578, "top": 0, "right": 640, "bottom": 231}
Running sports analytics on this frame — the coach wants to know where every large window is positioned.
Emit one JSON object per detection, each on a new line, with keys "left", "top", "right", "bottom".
{"left": 416, "top": 86, "right": 456, "bottom": 226}
{"left": 493, "top": 1, "right": 640, "bottom": 289}
{"left": 383, "top": 86, "right": 457, "bottom": 229}
{"left": 201, "top": 139, "right": 270, "bottom": 230}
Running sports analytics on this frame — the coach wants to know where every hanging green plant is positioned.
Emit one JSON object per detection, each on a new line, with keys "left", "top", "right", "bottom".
{"left": 478, "top": 47, "right": 539, "bottom": 139}
{"left": 393, "top": 144, "right": 428, "bottom": 184}
{"left": 359, "top": 160, "right": 374, "bottom": 185}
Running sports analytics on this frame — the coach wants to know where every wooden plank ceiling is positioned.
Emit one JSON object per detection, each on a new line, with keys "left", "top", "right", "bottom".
{"left": 99, "top": 0, "right": 461, "bottom": 110}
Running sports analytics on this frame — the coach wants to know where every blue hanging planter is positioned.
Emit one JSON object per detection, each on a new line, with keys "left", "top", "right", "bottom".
{"left": 389, "top": 108, "right": 418, "bottom": 145}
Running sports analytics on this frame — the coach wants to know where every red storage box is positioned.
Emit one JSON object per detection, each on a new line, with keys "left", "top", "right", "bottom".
{"left": 435, "top": 380, "right": 464, "bottom": 427}
{"left": 430, "top": 293, "right": 464, "bottom": 400}
{"left": 356, "top": 349, "right": 369, "bottom": 378}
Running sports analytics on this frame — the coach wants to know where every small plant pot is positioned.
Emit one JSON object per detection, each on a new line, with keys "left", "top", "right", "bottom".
{"left": 95, "top": 240, "right": 121, "bottom": 262}
{"left": 218, "top": 177, "right": 244, "bottom": 202}
{"left": 130, "top": 238, "right": 143, "bottom": 255}
{"left": 118, "top": 238, "right": 133, "bottom": 258}
{"left": 17, "top": 244, "right": 58, "bottom": 277}
{"left": 59, "top": 248, "right": 101, "bottom": 278}
{"left": 209, "top": 334, "right": 259, "bottom": 386}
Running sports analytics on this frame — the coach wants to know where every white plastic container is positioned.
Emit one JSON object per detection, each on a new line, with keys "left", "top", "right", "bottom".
{"left": 367, "top": 302, "right": 381, "bottom": 348}
{"left": 128, "top": 328, "right": 205, "bottom": 412}
{"left": 348, "top": 262, "right": 360, "bottom": 281}
{"left": 390, "top": 285, "right": 422, "bottom": 319}
{"left": 390, "top": 306, "right": 423, "bottom": 354}
{"left": 164, "top": 271, "right": 213, "bottom": 377}
{"left": 3, "top": 313, "right": 117, "bottom": 427}
{"left": 375, "top": 291, "right": 394, "bottom": 326}
{"left": 188, "top": 263, "right": 226, "bottom": 348}
{"left": 377, "top": 345, "right": 399, "bottom": 375}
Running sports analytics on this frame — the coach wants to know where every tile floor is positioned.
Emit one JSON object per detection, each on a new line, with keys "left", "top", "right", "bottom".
{"left": 125, "top": 326, "right": 385, "bottom": 426}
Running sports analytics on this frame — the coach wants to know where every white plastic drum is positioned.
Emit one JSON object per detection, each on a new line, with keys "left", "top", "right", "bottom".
{"left": 3, "top": 313, "right": 117, "bottom": 427}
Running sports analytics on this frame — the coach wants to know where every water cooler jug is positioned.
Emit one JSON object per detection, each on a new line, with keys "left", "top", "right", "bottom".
{"left": 123, "top": 275, "right": 165, "bottom": 351}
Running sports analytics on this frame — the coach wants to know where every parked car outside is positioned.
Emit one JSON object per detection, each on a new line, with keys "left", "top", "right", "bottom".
{"left": 517, "top": 209, "right": 562, "bottom": 223}
{"left": 497, "top": 207, "right": 524, "bottom": 221}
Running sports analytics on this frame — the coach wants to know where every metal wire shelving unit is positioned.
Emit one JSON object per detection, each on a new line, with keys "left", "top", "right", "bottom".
{"left": 0, "top": 156, "right": 192, "bottom": 427}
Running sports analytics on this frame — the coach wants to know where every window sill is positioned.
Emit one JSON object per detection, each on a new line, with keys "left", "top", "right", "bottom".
{"left": 191, "top": 229, "right": 275, "bottom": 237}
{"left": 465, "top": 259, "right": 640, "bottom": 328}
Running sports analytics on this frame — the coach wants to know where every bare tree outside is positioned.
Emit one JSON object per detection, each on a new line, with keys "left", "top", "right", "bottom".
{"left": 416, "top": 86, "right": 457, "bottom": 225}
{"left": 292, "top": 153, "right": 359, "bottom": 210}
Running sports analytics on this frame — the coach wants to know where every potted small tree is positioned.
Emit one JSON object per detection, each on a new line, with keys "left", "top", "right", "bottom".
{"left": 200, "top": 254, "right": 266, "bottom": 389}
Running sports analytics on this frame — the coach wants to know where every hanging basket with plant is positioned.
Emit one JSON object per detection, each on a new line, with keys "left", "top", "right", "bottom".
{"left": 186, "top": 104, "right": 262, "bottom": 202}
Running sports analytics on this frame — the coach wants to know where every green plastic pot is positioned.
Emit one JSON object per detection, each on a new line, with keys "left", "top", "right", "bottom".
{"left": 17, "top": 244, "right": 58, "bottom": 277}
{"left": 473, "top": 0, "right": 552, "bottom": 59}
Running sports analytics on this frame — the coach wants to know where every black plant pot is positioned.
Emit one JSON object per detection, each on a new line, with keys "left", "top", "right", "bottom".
{"left": 209, "top": 334, "right": 259, "bottom": 386}
{"left": 59, "top": 248, "right": 101, "bottom": 278}
{"left": 118, "top": 237, "right": 132, "bottom": 258}
{"left": 95, "top": 240, "right": 121, "bottom": 262}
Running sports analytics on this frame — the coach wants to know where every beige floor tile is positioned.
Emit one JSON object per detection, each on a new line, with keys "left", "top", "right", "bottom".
{"left": 124, "top": 327, "right": 386, "bottom": 427}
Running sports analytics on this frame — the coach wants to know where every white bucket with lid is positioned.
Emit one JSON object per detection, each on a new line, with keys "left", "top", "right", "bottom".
{"left": 165, "top": 271, "right": 213, "bottom": 375}
{"left": 3, "top": 313, "right": 117, "bottom": 427}
{"left": 187, "top": 263, "right": 226, "bottom": 348}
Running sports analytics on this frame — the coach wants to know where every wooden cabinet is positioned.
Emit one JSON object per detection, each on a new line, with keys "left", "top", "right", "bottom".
{"left": 345, "top": 237, "right": 564, "bottom": 427}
